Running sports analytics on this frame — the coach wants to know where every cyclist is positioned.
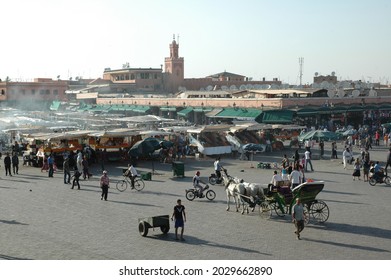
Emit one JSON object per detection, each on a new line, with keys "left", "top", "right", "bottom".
{"left": 125, "top": 164, "right": 138, "bottom": 189}
{"left": 193, "top": 171, "right": 207, "bottom": 197}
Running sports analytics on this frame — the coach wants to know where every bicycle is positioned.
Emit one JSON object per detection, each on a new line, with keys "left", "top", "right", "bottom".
{"left": 116, "top": 175, "right": 145, "bottom": 192}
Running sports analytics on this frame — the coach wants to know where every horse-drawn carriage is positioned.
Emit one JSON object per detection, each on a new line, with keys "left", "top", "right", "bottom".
{"left": 224, "top": 176, "right": 329, "bottom": 224}
{"left": 259, "top": 180, "right": 329, "bottom": 224}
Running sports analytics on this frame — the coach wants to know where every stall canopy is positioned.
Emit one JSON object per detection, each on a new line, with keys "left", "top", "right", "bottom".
{"left": 298, "top": 130, "right": 340, "bottom": 142}
{"left": 160, "top": 106, "right": 177, "bottom": 112}
{"left": 212, "top": 108, "right": 262, "bottom": 119}
{"left": 49, "top": 101, "right": 61, "bottom": 111}
{"left": 256, "top": 109, "right": 294, "bottom": 124}
{"left": 177, "top": 107, "right": 194, "bottom": 117}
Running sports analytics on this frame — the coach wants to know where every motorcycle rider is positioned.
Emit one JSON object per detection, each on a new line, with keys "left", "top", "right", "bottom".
{"left": 214, "top": 157, "right": 223, "bottom": 182}
{"left": 373, "top": 161, "right": 384, "bottom": 182}
{"left": 193, "top": 171, "right": 207, "bottom": 197}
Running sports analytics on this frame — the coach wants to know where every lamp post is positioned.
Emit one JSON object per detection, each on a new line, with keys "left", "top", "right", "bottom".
{"left": 201, "top": 102, "right": 205, "bottom": 124}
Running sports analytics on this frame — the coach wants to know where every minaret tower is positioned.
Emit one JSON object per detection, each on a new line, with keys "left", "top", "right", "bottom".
{"left": 164, "top": 34, "right": 184, "bottom": 92}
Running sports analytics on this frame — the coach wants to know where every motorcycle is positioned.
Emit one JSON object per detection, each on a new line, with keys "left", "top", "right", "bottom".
{"left": 209, "top": 168, "right": 228, "bottom": 185}
{"left": 369, "top": 171, "right": 391, "bottom": 186}
{"left": 185, "top": 185, "right": 216, "bottom": 201}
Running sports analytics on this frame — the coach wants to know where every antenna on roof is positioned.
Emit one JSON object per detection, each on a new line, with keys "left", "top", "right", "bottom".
{"left": 177, "top": 34, "right": 180, "bottom": 44}
{"left": 298, "top": 57, "right": 304, "bottom": 86}
{"left": 173, "top": 34, "right": 175, "bottom": 40}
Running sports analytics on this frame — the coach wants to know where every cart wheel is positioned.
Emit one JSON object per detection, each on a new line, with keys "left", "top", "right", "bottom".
{"left": 209, "top": 177, "right": 217, "bottom": 185}
{"left": 271, "top": 202, "right": 285, "bottom": 217}
{"left": 160, "top": 225, "right": 170, "bottom": 234}
{"left": 185, "top": 190, "right": 195, "bottom": 201}
{"left": 309, "top": 200, "right": 329, "bottom": 223}
{"left": 138, "top": 221, "right": 149, "bottom": 237}
{"left": 134, "top": 179, "right": 145, "bottom": 191}
{"left": 259, "top": 202, "right": 272, "bottom": 219}
{"left": 368, "top": 178, "right": 377, "bottom": 186}
{"left": 116, "top": 180, "right": 128, "bottom": 192}
{"left": 205, "top": 190, "right": 216, "bottom": 200}
{"left": 304, "top": 206, "right": 310, "bottom": 225}
{"left": 385, "top": 176, "right": 391, "bottom": 186}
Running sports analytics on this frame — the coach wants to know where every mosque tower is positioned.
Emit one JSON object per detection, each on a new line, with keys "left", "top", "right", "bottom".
{"left": 164, "top": 35, "right": 184, "bottom": 92}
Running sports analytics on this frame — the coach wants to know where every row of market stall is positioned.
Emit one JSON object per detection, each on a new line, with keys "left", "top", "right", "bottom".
{"left": 3, "top": 122, "right": 308, "bottom": 167}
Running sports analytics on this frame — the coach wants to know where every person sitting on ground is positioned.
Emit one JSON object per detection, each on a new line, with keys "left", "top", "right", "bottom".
{"left": 193, "top": 171, "right": 207, "bottom": 197}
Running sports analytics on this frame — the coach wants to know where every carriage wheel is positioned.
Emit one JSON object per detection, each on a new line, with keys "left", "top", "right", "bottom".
{"left": 271, "top": 202, "right": 286, "bottom": 217}
{"left": 206, "top": 190, "right": 216, "bottom": 200}
{"left": 304, "top": 206, "right": 310, "bottom": 225}
{"left": 259, "top": 202, "right": 272, "bottom": 219}
{"left": 309, "top": 200, "right": 329, "bottom": 223}
{"left": 160, "top": 225, "right": 170, "bottom": 234}
{"left": 185, "top": 190, "right": 196, "bottom": 201}
{"left": 116, "top": 180, "right": 128, "bottom": 192}
{"left": 138, "top": 221, "right": 149, "bottom": 237}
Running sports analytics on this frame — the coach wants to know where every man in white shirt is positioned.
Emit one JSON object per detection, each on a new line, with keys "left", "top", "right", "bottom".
{"left": 270, "top": 170, "right": 282, "bottom": 191}
{"left": 126, "top": 164, "right": 138, "bottom": 189}
{"left": 289, "top": 166, "right": 302, "bottom": 190}
{"left": 304, "top": 150, "right": 314, "bottom": 172}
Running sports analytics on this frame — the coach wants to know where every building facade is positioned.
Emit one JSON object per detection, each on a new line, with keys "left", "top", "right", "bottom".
{"left": 0, "top": 78, "right": 68, "bottom": 104}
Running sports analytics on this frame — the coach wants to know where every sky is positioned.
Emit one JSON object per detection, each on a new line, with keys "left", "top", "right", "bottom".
{"left": 1, "top": 0, "right": 390, "bottom": 85}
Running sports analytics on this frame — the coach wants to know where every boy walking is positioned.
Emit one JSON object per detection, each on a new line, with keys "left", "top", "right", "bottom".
{"left": 171, "top": 199, "right": 186, "bottom": 241}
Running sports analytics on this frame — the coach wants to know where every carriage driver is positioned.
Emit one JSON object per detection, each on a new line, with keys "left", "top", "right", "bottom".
{"left": 193, "top": 171, "right": 208, "bottom": 197}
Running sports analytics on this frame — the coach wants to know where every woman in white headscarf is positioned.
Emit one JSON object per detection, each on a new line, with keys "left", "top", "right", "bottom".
{"left": 76, "top": 152, "right": 83, "bottom": 172}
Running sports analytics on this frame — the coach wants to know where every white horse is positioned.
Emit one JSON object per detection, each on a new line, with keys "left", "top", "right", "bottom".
{"left": 241, "top": 181, "right": 266, "bottom": 213}
{"left": 225, "top": 179, "right": 248, "bottom": 214}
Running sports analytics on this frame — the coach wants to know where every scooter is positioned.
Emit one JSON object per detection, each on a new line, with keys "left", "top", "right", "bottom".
{"left": 209, "top": 168, "right": 228, "bottom": 185}
{"left": 185, "top": 185, "right": 216, "bottom": 201}
{"left": 369, "top": 172, "right": 391, "bottom": 186}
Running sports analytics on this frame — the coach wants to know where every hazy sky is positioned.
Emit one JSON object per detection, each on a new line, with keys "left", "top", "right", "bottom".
{"left": 1, "top": 0, "right": 390, "bottom": 85}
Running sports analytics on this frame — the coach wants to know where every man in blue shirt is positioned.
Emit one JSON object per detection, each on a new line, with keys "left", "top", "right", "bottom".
{"left": 48, "top": 154, "right": 54, "bottom": 177}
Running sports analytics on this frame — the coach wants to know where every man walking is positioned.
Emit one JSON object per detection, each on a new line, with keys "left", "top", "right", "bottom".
{"left": 292, "top": 198, "right": 306, "bottom": 240}
{"left": 63, "top": 156, "right": 71, "bottom": 184}
{"left": 4, "top": 152, "right": 12, "bottom": 176}
{"left": 100, "top": 170, "right": 110, "bottom": 201}
{"left": 171, "top": 199, "right": 186, "bottom": 241}
{"left": 304, "top": 149, "right": 314, "bottom": 172}
{"left": 47, "top": 154, "right": 54, "bottom": 177}
{"left": 12, "top": 152, "right": 19, "bottom": 175}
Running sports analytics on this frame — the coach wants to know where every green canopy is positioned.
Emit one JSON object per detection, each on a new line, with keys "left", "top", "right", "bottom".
{"left": 177, "top": 107, "right": 194, "bottom": 117}
{"left": 160, "top": 106, "right": 177, "bottom": 112}
{"left": 49, "top": 101, "right": 61, "bottom": 111}
{"left": 132, "top": 105, "right": 150, "bottom": 113}
{"left": 298, "top": 130, "right": 340, "bottom": 142}
{"left": 214, "top": 108, "right": 262, "bottom": 119}
{"left": 257, "top": 109, "right": 294, "bottom": 124}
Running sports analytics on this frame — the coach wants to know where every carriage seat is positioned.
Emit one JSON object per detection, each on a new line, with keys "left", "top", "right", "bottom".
{"left": 276, "top": 180, "right": 291, "bottom": 187}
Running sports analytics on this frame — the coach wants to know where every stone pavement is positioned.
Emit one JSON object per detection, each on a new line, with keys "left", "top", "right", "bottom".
{"left": 0, "top": 143, "right": 391, "bottom": 260}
